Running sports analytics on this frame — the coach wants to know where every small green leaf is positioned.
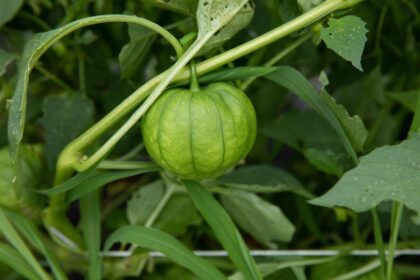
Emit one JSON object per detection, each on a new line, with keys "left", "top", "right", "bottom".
{"left": 155, "top": 193, "right": 201, "bottom": 236}
{"left": 41, "top": 94, "right": 95, "bottom": 168}
{"left": 221, "top": 190, "right": 295, "bottom": 248}
{"left": 105, "top": 225, "right": 227, "bottom": 280}
{"left": 0, "top": 0, "right": 23, "bottom": 27}
{"left": 127, "top": 180, "right": 165, "bottom": 225}
{"left": 217, "top": 165, "right": 312, "bottom": 197}
{"left": 184, "top": 180, "right": 262, "bottom": 280}
{"left": 0, "top": 49, "right": 17, "bottom": 76}
{"left": 311, "top": 134, "right": 420, "bottom": 223}
{"left": 321, "top": 90, "right": 368, "bottom": 152}
{"left": 303, "top": 148, "right": 345, "bottom": 176}
{"left": 119, "top": 24, "right": 156, "bottom": 79}
{"left": 320, "top": 16, "right": 368, "bottom": 71}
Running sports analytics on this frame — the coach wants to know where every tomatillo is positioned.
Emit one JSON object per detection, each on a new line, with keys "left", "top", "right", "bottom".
{"left": 141, "top": 82, "right": 256, "bottom": 180}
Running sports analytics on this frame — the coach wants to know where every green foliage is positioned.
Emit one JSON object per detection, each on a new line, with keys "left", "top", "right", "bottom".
{"left": 105, "top": 225, "right": 227, "bottom": 280}
{"left": 154, "top": 193, "right": 201, "bottom": 236}
{"left": 127, "top": 180, "right": 165, "bottom": 225}
{"left": 1, "top": 0, "right": 419, "bottom": 279}
{"left": 221, "top": 190, "right": 295, "bottom": 247}
{"left": 217, "top": 165, "right": 311, "bottom": 197}
{"left": 320, "top": 16, "right": 368, "bottom": 71}
{"left": 311, "top": 134, "right": 420, "bottom": 223}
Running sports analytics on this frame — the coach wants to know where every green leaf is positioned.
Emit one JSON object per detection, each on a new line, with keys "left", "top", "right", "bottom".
{"left": 0, "top": 49, "right": 17, "bottom": 76}
{"left": 37, "top": 165, "right": 157, "bottom": 199}
{"left": 127, "top": 180, "right": 165, "bottom": 225}
{"left": 0, "top": 243, "right": 38, "bottom": 280}
{"left": 67, "top": 167, "right": 158, "bottom": 202}
{"left": 184, "top": 180, "right": 262, "bottom": 280}
{"left": 221, "top": 190, "right": 295, "bottom": 248}
{"left": 41, "top": 94, "right": 95, "bottom": 168}
{"left": 262, "top": 110, "right": 348, "bottom": 176}
{"left": 320, "top": 16, "right": 368, "bottom": 71}
{"left": 217, "top": 165, "right": 312, "bottom": 198}
{"left": 320, "top": 90, "right": 368, "bottom": 152}
{"left": 310, "top": 134, "right": 420, "bottom": 223}
{"left": 264, "top": 66, "right": 357, "bottom": 163}
{"left": 119, "top": 24, "right": 156, "bottom": 79}
{"left": 303, "top": 148, "right": 345, "bottom": 176}
{"left": 0, "top": 0, "right": 23, "bottom": 27}
{"left": 155, "top": 193, "right": 201, "bottom": 236}
{"left": 105, "top": 225, "right": 227, "bottom": 280}
{"left": 80, "top": 190, "right": 102, "bottom": 280}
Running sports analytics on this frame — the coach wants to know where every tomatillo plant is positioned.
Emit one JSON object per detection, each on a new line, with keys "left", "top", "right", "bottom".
{"left": 3, "top": 0, "right": 419, "bottom": 279}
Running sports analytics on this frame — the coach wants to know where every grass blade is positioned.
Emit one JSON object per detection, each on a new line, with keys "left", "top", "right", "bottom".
{"left": 183, "top": 180, "right": 262, "bottom": 280}
{"left": 105, "top": 225, "right": 226, "bottom": 280}
{"left": 9, "top": 212, "right": 67, "bottom": 280}
{"left": 0, "top": 243, "right": 39, "bottom": 280}
{"left": 80, "top": 189, "right": 102, "bottom": 280}
{"left": 0, "top": 207, "right": 50, "bottom": 280}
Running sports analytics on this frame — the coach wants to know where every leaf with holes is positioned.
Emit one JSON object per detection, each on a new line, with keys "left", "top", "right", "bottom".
{"left": 320, "top": 16, "right": 368, "bottom": 71}
{"left": 311, "top": 134, "right": 420, "bottom": 223}
{"left": 196, "top": 0, "right": 250, "bottom": 38}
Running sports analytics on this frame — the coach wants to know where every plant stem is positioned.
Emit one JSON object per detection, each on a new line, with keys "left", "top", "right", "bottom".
{"left": 371, "top": 208, "right": 387, "bottom": 279}
{"left": 386, "top": 201, "right": 404, "bottom": 280}
{"left": 189, "top": 60, "right": 200, "bottom": 92}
